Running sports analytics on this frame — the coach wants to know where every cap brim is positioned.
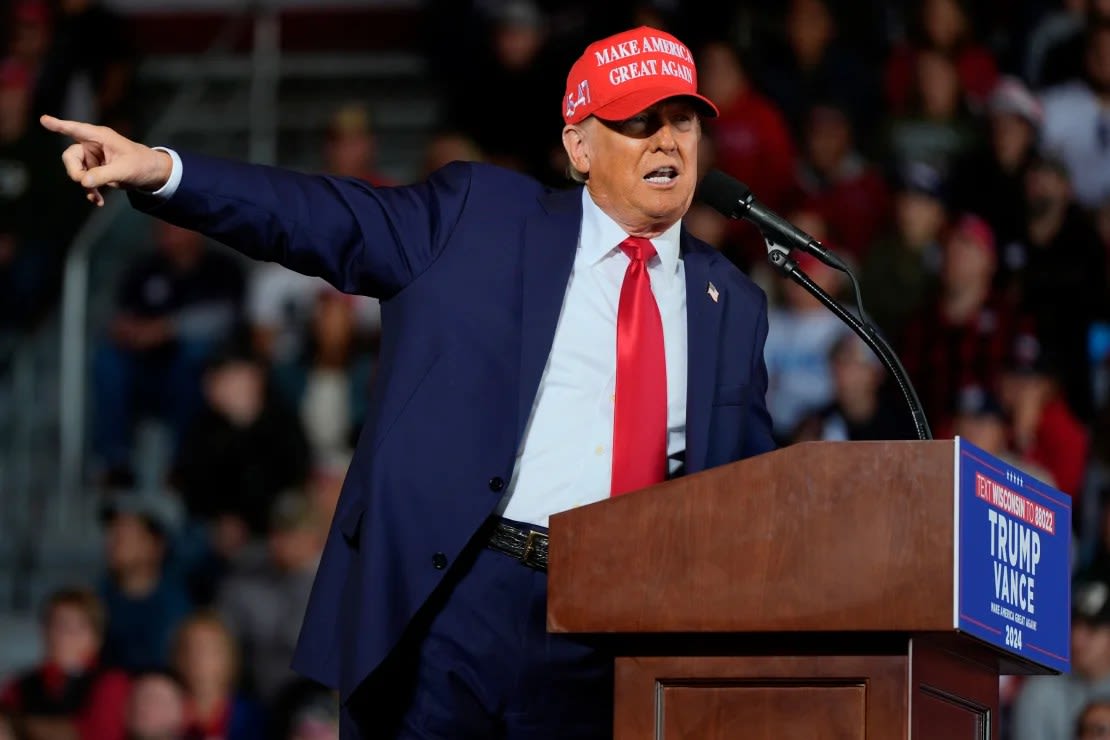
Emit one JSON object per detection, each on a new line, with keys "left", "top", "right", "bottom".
{"left": 587, "top": 88, "right": 718, "bottom": 124}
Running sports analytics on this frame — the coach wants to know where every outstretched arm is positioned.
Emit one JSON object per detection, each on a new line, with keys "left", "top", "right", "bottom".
{"left": 41, "top": 115, "right": 472, "bottom": 299}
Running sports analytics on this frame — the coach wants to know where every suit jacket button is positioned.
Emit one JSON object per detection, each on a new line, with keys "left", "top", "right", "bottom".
{"left": 488, "top": 476, "right": 505, "bottom": 492}
{"left": 432, "top": 553, "right": 448, "bottom": 570}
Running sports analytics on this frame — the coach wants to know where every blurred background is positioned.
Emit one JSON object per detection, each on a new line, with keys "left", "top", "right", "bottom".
{"left": 0, "top": 0, "right": 1109, "bottom": 738}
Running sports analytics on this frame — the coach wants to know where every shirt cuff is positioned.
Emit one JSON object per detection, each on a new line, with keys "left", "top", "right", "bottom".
{"left": 148, "top": 147, "right": 183, "bottom": 199}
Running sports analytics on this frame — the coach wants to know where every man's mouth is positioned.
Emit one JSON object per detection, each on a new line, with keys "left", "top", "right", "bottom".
{"left": 643, "top": 166, "right": 678, "bottom": 184}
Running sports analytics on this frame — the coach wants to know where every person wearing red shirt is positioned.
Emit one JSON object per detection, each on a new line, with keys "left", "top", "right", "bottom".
{"left": 1001, "top": 337, "right": 1091, "bottom": 500}
{"left": 171, "top": 611, "right": 264, "bottom": 740}
{"left": 0, "top": 588, "right": 130, "bottom": 740}
{"left": 697, "top": 39, "right": 798, "bottom": 269}
{"left": 793, "top": 99, "right": 891, "bottom": 262}
{"left": 883, "top": 0, "right": 999, "bottom": 114}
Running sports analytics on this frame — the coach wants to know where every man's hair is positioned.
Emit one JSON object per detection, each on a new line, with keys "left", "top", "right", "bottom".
{"left": 41, "top": 586, "right": 106, "bottom": 639}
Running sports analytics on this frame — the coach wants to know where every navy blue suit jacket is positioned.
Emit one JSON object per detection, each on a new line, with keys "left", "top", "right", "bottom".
{"left": 135, "top": 153, "right": 776, "bottom": 701}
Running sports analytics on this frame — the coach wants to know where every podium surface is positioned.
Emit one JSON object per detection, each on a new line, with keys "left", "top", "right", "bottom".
{"left": 547, "top": 440, "right": 1071, "bottom": 739}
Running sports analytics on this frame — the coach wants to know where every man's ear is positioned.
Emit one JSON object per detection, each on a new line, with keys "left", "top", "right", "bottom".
{"left": 562, "top": 124, "right": 590, "bottom": 176}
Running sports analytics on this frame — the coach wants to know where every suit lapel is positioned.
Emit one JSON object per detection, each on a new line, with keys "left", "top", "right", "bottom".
{"left": 517, "top": 187, "right": 582, "bottom": 446}
{"left": 683, "top": 235, "right": 723, "bottom": 474}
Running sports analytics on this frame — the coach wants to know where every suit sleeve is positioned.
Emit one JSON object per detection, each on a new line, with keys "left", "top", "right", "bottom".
{"left": 743, "top": 290, "right": 777, "bottom": 458}
{"left": 130, "top": 153, "right": 475, "bottom": 300}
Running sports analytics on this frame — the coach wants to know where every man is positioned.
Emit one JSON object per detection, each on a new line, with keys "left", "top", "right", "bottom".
{"left": 98, "top": 490, "right": 192, "bottom": 673}
{"left": 1013, "top": 578, "right": 1110, "bottom": 740}
{"left": 42, "top": 25, "right": 775, "bottom": 738}
{"left": 0, "top": 588, "right": 131, "bottom": 740}
{"left": 91, "top": 219, "right": 245, "bottom": 480}
{"left": 217, "top": 490, "right": 324, "bottom": 705}
{"left": 1039, "top": 20, "right": 1110, "bottom": 211}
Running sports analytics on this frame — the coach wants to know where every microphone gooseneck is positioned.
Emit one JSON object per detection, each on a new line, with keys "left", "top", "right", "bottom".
{"left": 696, "top": 169, "right": 932, "bottom": 441}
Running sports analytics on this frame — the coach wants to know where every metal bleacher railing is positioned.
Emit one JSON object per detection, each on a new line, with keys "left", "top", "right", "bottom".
{"left": 2, "top": 0, "right": 439, "bottom": 614}
{"left": 0, "top": 6, "right": 259, "bottom": 615}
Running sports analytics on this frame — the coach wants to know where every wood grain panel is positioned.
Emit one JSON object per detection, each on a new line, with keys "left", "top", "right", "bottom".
{"left": 549, "top": 441, "right": 958, "bottom": 634}
{"left": 614, "top": 654, "right": 907, "bottom": 740}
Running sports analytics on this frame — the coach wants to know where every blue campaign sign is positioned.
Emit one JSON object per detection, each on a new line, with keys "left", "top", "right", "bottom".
{"left": 956, "top": 437, "right": 1071, "bottom": 673}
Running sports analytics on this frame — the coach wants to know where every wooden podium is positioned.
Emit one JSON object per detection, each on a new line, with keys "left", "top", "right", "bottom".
{"left": 547, "top": 440, "right": 1063, "bottom": 739}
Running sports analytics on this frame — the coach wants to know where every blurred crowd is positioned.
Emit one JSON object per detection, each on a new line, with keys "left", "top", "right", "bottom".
{"left": 3, "top": 0, "right": 1110, "bottom": 738}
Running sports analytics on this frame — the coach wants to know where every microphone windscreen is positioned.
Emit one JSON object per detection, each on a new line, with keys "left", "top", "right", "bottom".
{"left": 696, "top": 169, "right": 752, "bottom": 218}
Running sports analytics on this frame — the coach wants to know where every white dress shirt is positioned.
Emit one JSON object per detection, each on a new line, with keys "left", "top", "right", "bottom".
{"left": 498, "top": 189, "right": 687, "bottom": 527}
{"left": 150, "top": 155, "right": 688, "bottom": 527}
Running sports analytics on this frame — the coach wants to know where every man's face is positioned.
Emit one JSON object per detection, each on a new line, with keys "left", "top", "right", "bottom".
{"left": 45, "top": 604, "right": 99, "bottom": 669}
{"left": 942, "top": 230, "right": 994, "bottom": 291}
{"left": 1072, "top": 619, "right": 1110, "bottom": 679}
{"left": 1079, "top": 704, "right": 1110, "bottom": 739}
{"left": 571, "top": 99, "right": 701, "bottom": 233}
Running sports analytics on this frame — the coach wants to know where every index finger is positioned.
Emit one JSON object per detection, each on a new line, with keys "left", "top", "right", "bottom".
{"left": 40, "top": 114, "right": 102, "bottom": 143}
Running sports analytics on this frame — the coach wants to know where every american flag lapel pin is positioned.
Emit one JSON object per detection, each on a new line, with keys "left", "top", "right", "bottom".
{"left": 707, "top": 281, "right": 719, "bottom": 303}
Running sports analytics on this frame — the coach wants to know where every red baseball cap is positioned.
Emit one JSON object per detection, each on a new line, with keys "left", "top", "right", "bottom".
{"left": 562, "top": 26, "right": 718, "bottom": 125}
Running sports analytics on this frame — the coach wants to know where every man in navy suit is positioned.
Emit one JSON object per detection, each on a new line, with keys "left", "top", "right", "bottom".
{"left": 44, "top": 25, "right": 775, "bottom": 740}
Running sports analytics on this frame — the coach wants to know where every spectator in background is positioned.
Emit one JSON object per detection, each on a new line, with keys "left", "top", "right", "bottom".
{"left": 286, "top": 696, "right": 337, "bottom": 740}
{"left": 217, "top": 491, "right": 324, "bottom": 708}
{"left": 244, "top": 100, "right": 382, "bottom": 375}
{"left": 789, "top": 333, "right": 911, "bottom": 442}
{"left": 951, "top": 76, "right": 1042, "bottom": 251}
{"left": 29, "top": 0, "right": 136, "bottom": 130}
{"left": 7, "top": 1, "right": 51, "bottom": 97}
{"left": 173, "top": 338, "right": 311, "bottom": 539}
{"left": 1009, "top": 151, "right": 1109, "bottom": 422}
{"left": 0, "top": 587, "right": 130, "bottom": 740}
{"left": 91, "top": 221, "right": 244, "bottom": 483}
{"left": 763, "top": 218, "right": 850, "bottom": 442}
{"left": 98, "top": 491, "right": 191, "bottom": 674}
{"left": 124, "top": 670, "right": 187, "bottom": 740}
{"left": 1013, "top": 577, "right": 1110, "bottom": 740}
{"left": 881, "top": 48, "right": 981, "bottom": 176}
{"left": 1077, "top": 488, "right": 1110, "bottom": 583}
{"left": 322, "top": 101, "right": 392, "bottom": 187}
{"left": 270, "top": 287, "right": 371, "bottom": 467}
{"left": 859, "top": 159, "right": 948, "bottom": 343}
{"left": 950, "top": 384, "right": 1057, "bottom": 485}
{"left": 244, "top": 263, "right": 380, "bottom": 374}
{"left": 697, "top": 38, "right": 797, "bottom": 268}
{"left": 758, "top": 0, "right": 880, "bottom": 143}
{"left": 793, "top": 98, "right": 891, "bottom": 261}
{"left": 1028, "top": 0, "right": 1110, "bottom": 89}
{"left": 899, "top": 213, "right": 1030, "bottom": 437}
{"left": 883, "top": 0, "right": 999, "bottom": 114}
{"left": 171, "top": 612, "right": 265, "bottom": 740}
{"left": 1040, "top": 21, "right": 1110, "bottom": 211}
{"left": 421, "top": 129, "right": 483, "bottom": 177}
{"left": 1077, "top": 698, "right": 1110, "bottom": 739}
{"left": 0, "top": 57, "right": 82, "bottom": 331}
{"left": 441, "top": 0, "right": 563, "bottom": 183}
{"left": 1000, "top": 336, "right": 1091, "bottom": 499}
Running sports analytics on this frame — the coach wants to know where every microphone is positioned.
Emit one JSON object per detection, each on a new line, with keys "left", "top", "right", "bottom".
{"left": 696, "top": 169, "right": 848, "bottom": 271}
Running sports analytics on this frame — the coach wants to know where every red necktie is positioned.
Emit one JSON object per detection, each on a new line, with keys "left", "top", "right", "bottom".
{"left": 611, "top": 236, "right": 668, "bottom": 496}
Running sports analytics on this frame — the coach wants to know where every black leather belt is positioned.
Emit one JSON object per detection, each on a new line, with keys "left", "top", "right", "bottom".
{"left": 486, "top": 519, "right": 549, "bottom": 571}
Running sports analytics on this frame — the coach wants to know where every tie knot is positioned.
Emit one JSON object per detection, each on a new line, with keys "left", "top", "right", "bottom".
{"left": 619, "top": 236, "right": 657, "bottom": 263}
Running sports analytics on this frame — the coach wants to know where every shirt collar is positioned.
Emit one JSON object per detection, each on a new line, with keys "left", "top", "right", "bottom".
{"left": 579, "top": 188, "right": 682, "bottom": 280}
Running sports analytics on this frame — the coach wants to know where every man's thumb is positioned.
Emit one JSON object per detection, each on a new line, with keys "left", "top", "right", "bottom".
{"left": 81, "top": 161, "right": 129, "bottom": 190}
